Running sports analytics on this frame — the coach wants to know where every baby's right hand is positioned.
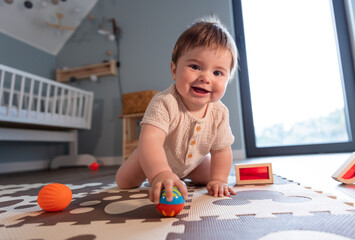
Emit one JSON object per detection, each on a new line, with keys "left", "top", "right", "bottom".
{"left": 149, "top": 171, "right": 187, "bottom": 204}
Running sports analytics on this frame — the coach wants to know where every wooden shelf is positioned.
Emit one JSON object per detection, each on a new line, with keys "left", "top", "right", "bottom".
{"left": 56, "top": 59, "right": 117, "bottom": 82}
{"left": 119, "top": 113, "right": 145, "bottom": 118}
{"left": 120, "top": 113, "right": 144, "bottom": 161}
{"left": 125, "top": 140, "right": 139, "bottom": 148}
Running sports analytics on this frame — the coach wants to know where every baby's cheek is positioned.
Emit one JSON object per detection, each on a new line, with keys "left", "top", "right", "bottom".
{"left": 214, "top": 88, "right": 227, "bottom": 100}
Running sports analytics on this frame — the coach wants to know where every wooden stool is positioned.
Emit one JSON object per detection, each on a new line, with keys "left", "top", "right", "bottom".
{"left": 120, "top": 113, "right": 144, "bottom": 161}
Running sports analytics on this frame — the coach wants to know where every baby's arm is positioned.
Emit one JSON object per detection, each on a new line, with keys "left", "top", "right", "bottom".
{"left": 138, "top": 124, "right": 188, "bottom": 204}
{"left": 207, "top": 146, "right": 236, "bottom": 197}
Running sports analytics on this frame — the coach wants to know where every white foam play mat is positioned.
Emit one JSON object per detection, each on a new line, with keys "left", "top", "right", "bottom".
{"left": 1, "top": 174, "right": 355, "bottom": 240}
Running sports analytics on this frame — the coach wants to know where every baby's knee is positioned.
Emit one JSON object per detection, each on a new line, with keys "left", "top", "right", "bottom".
{"left": 116, "top": 181, "right": 132, "bottom": 189}
{"left": 116, "top": 177, "right": 137, "bottom": 189}
{"left": 116, "top": 173, "right": 144, "bottom": 189}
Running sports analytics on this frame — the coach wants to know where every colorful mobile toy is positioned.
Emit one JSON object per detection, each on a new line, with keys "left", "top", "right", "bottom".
{"left": 37, "top": 183, "right": 72, "bottom": 212}
{"left": 156, "top": 186, "right": 185, "bottom": 217}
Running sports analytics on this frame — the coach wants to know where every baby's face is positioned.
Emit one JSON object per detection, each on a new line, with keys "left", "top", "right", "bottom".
{"left": 171, "top": 46, "right": 232, "bottom": 113}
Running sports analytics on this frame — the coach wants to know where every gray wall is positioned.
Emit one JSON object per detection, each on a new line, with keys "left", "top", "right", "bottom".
{"left": 0, "top": 32, "right": 55, "bottom": 78}
{"left": 0, "top": 0, "right": 245, "bottom": 171}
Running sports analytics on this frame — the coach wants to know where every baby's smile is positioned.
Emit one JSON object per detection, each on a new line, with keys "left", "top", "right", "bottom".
{"left": 192, "top": 86, "right": 210, "bottom": 94}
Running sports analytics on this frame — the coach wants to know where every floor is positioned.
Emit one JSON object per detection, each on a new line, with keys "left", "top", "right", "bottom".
{"left": 235, "top": 152, "right": 355, "bottom": 203}
{"left": 0, "top": 165, "right": 118, "bottom": 185}
{"left": 1, "top": 152, "right": 354, "bottom": 203}
{"left": 2, "top": 159, "right": 355, "bottom": 240}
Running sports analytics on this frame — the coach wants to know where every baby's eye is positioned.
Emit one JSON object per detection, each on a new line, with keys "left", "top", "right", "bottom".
{"left": 213, "top": 71, "right": 222, "bottom": 76}
{"left": 190, "top": 65, "right": 200, "bottom": 70}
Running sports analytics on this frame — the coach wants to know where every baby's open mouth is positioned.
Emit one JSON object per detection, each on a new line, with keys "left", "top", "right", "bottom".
{"left": 192, "top": 86, "right": 210, "bottom": 94}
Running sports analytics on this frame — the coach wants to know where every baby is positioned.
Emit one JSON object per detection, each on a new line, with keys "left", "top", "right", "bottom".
{"left": 116, "top": 16, "right": 238, "bottom": 204}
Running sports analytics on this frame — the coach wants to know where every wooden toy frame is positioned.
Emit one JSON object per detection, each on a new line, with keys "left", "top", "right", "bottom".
{"left": 332, "top": 152, "right": 355, "bottom": 184}
{"left": 235, "top": 163, "right": 274, "bottom": 185}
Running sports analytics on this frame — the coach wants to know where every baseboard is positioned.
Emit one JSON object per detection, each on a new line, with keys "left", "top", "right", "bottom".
{"left": 0, "top": 160, "right": 50, "bottom": 174}
{"left": 97, "top": 156, "right": 122, "bottom": 166}
{"left": 0, "top": 151, "right": 244, "bottom": 175}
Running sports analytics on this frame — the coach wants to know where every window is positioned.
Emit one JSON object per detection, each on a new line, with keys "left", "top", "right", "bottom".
{"left": 233, "top": 0, "right": 355, "bottom": 156}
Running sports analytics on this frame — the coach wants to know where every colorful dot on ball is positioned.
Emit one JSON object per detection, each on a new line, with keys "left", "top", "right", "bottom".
{"left": 156, "top": 186, "right": 185, "bottom": 217}
{"left": 37, "top": 183, "right": 72, "bottom": 212}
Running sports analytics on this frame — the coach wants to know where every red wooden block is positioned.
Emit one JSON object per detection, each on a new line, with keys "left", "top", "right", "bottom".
{"left": 332, "top": 152, "right": 355, "bottom": 184}
{"left": 235, "top": 163, "right": 274, "bottom": 185}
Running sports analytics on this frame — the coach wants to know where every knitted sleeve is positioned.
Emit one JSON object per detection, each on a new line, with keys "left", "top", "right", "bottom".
{"left": 140, "top": 93, "right": 171, "bottom": 134}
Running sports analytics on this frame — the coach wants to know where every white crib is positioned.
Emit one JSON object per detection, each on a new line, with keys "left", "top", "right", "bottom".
{"left": 0, "top": 63, "right": 96, "bottom": 171}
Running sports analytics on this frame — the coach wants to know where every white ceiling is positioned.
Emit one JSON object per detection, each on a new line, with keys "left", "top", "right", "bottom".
{"left": 0, "top": 0, "right": 98, "bottom": 55}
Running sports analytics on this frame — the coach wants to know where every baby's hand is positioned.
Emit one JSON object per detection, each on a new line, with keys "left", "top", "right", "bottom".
{"left": 207, "top": 180, "right": 236, "bottom": 197}
{"left": 149, "top": 171, "right": 187, "bottom": 204}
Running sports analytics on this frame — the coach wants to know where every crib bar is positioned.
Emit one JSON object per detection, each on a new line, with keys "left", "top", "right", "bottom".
{"left": 59, "top": 87, "right": 65, "bottom": 121}
{"left": 66, "top": 90, "right": 71, "bottom": 118}
{"left": 36, "top": 81, "right": 43, "bottom": 119}
{"left": 17, "top": 76, "right": 25, "bottom": 118}
{"left": 7, "top": 73, "right": 16, "bottom": 116}
{"left": 86, "top": 92, "right": 93, "bottom": 127}
{"left": 27, "top": 78, "right": 34, "bottom": 118}
{"left": 78, "top": 93, "right": 83, "bottom": 118}
{"left": 82, "top": 94, "right": 87, "bottom": 125}
{"left": 72, "top": 91, "right": 77, "bottom": 118}
{"left": 83, "top": 94, "right": 87, "bottom": 127}
{"left": 52, "top": 86, "right": 57, "bottom": 119}
{"left": 0, "top": 69, "right": 4, "bottom": 106}
{"left": 44, "top": 83, "right": 50, "bottom": 120}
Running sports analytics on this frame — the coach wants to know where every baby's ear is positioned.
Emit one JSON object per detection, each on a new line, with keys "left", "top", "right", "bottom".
{"left": 170, "top": 61, "right": 177, "bottom": 81}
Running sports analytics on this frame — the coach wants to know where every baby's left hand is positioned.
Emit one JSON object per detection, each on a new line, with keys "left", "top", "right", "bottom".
{"left": 207, "top": 180, "right": 236, "bottom": 197}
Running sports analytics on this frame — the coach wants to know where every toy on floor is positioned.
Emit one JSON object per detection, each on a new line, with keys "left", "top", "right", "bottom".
{"left": 89, "top": 161, "right": 100, "bottom": 171}
{"left": 332, "top": 152, "right": 355, "bottom": 184}
{"left": 37, "top": 183, "right": 72, "bottom": 212}
{"left": 235, "top": 163, "right": 274, "bottom": 185}
{"left": 156, "top": 186, "right": 185, "bottom": 217}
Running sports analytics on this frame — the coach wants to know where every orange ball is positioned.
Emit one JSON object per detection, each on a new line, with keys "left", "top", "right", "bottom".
{"left": 37, "top": 183, "right": 72, "bottom": 212}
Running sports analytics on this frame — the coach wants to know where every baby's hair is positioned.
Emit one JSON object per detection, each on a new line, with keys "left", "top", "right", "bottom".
{"left": 171, "top": 16, "right": 238, "bottom": 79}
